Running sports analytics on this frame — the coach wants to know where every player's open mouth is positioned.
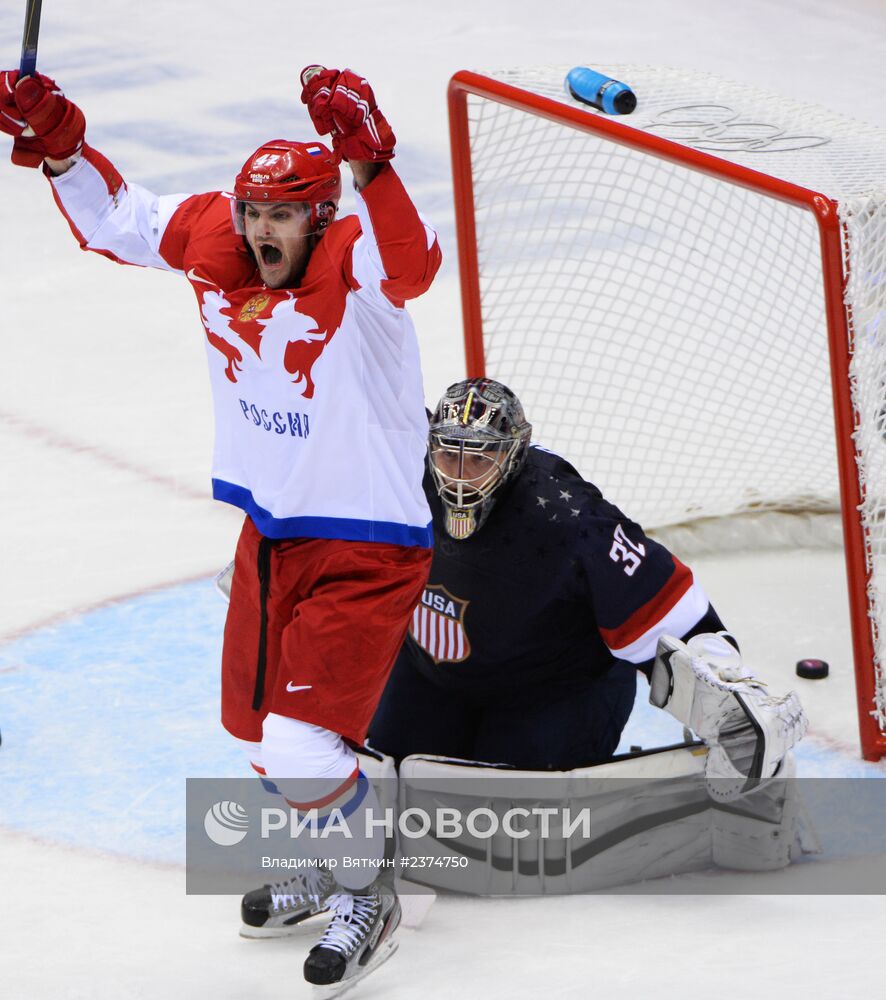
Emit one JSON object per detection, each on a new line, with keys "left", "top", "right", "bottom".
{"left": 259, "top": 244, "right": 283, "bottom": 266}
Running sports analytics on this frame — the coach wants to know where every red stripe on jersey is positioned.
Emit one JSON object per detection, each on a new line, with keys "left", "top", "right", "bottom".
{"left": 427, "top": 607, "right": 438, "bottom": 659}
{"left": 281, "top": 764, "right": 360, "bottom": 811}
{"left": 78, "top": 144, "right": 124, "bottom": 197}
{"left": 598, "top": 557, "right": 694, "bottom": 651}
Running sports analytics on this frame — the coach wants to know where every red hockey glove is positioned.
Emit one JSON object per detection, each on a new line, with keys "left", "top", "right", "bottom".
{"left": 300, "top": 65, "right": 396, "bottom": 162}
{"left": 299, "top": 65, "right": 338, "bottom": 137}
{"left": 5, "top": 71, "right": 85, "bottom": 167}
{"left": 0, "top": 71, "right": 26, "bottom": 136}
{"left": 0, "top": 69, "right": 41, "bottom": 166}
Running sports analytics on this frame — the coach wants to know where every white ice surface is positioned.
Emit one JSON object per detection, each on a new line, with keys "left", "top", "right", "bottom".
{"left": 2, "top": 1, "right": 886, "bottom": 997}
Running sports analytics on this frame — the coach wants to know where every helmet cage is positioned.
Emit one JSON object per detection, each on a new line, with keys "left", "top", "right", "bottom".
{"left": 429, "top": 431, "right": 521, "bottom": 510}
{"left": 428, "top": 379, "right": 532, "bottom": 539}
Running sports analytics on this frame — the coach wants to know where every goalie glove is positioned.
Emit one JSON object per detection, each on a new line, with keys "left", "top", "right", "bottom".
{"left": 649, "top": 632, "right": 808, "bottom": 802}
{"left": 300, "top": 65, "right": 396, "bottom": 162}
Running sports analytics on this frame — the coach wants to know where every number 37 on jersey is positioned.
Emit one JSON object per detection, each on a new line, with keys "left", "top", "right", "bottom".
{"left": 609, "top": 523, "right": 646, "bottom": 576}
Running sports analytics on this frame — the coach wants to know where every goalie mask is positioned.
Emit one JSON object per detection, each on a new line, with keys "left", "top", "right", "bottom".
{"left": 429, "top": 379, "right": 532, "bottom": 540}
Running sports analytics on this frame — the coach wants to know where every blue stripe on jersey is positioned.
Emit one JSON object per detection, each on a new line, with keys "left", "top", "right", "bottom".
{"left": 212, "top": 479, "right": 434, "bottom": 548}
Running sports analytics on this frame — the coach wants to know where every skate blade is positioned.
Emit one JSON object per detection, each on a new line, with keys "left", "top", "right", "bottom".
{"left": 239, "top": 923, "right": 310, "bottom": 939}
{"left": 311, "top": 938, "right": 399, "bottom": 999}
{"left": 239, "top": 912, "right": 331, "bottom": 939}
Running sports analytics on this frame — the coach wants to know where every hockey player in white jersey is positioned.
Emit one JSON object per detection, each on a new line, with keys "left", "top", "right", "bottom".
{"left": 1, "top": 63, "right": 441, "bottom": 991}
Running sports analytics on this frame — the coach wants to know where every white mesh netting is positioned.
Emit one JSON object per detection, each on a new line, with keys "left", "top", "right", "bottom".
{"left": 459, "top": 66, "right": 886, "bottom": 730}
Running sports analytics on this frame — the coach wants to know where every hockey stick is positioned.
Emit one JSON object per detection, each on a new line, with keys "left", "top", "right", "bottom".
{"left": 13, "top": 0, "right": 44, "bottom": 166}
{"left": 20, "top": 0, "right": 43, "bottom": 78}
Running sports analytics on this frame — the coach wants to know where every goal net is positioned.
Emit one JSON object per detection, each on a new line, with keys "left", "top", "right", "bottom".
{"left": 448, "top": 65, "right": 886, "bottom": 759}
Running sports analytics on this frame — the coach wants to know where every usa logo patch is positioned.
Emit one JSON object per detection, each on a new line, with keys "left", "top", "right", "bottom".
{"left": 410, "top": 584, "right": 471, "bottom": 664}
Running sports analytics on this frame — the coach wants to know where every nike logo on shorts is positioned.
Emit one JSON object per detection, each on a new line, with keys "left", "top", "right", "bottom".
{"left": 285, "top": 683, "right": 313, "bottom": 693}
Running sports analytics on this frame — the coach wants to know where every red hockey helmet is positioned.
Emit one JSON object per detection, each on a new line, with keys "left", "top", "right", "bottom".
{"left": 232, "top": 139, "right": 342, "bottom": 232}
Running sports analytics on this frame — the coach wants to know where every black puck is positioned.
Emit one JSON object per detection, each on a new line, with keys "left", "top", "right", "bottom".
{"left": 796, "top": 658, "right": 829, "bottom": 679}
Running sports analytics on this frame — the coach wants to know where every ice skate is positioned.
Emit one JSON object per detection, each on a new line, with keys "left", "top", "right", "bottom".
{"left": 303, "top": 883, "right": 401, "bottom": 996}
{"left": 239, "top": 867, "right": 336, "bottom": 938}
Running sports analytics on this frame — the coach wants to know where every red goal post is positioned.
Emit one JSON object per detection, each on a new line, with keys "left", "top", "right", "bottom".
{"left": 447, "top": 67, "right": 886, "bottom": 760}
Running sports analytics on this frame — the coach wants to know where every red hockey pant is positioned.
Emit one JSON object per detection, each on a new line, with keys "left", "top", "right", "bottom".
{"left": 221, "top": 517, "right": 432, "bottom": 745}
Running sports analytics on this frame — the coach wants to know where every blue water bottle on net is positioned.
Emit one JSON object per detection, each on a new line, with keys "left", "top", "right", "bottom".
{"left": 565, "top": 66, "right": 636, "bottom": 115}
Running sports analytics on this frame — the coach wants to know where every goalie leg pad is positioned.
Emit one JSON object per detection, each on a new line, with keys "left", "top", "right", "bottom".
{"left": 397, "top": 749, "right": 807, "bottom": 892}
{"left": 398, "top": 749, "right": 714, "bottom": 894}
{"left": 710, "top": 753, "right": 805, "bottom": 870}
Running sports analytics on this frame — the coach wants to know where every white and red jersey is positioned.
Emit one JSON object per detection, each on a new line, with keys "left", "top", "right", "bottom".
{"left": 48, "top": 145, "right": 441, "bottom": 546}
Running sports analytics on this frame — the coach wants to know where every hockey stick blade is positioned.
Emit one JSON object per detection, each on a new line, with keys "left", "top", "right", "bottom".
{"left": 20, "top": 0, "right": 43, "bottom": 78}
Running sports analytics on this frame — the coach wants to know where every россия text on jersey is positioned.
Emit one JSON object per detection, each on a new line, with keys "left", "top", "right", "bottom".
{"left": 239, "top": 399, "right": 311, "bottom": 438}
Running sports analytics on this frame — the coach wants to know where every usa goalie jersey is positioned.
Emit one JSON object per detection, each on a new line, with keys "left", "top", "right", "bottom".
{"left": 47, "top": 145, "right": 440, "bottom": 546}
{"left": 401, "top": 445, "right": 723, "bottom": 693}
